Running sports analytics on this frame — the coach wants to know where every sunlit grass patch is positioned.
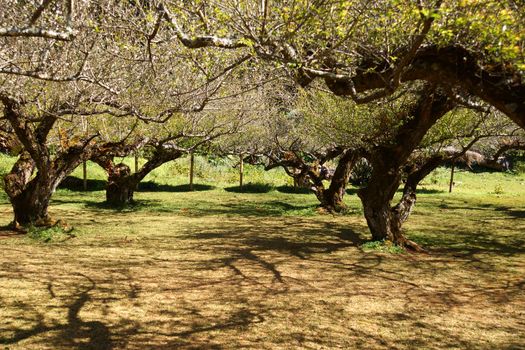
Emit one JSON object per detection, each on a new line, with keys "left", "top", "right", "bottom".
{"left": 0, "top": 159, "right": 524, "bottom": 349}
{"left": 360, "top": 240, "right": 406, "bottom": 254}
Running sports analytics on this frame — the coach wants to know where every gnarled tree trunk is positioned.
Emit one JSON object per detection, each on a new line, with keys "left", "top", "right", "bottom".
{"left": 106, "top": 163, "right": 137, "bottom": 206}
{"left": 317, "top": 150, "right": 359, "bottom": 212}
{"left": 4, "top": 148, "right": 90, "bottom": 227}
{"left": 358, "top": 171, "right": 423, "bottom": 252}
{"left": 357, "top": 160, "right": 407, "bottom": 243}
{"left": 1, "top": 92, "right": 98, "bottom": 228}
{"left": 3, "top": 152, "right": 48, "bottom": 227}
{"left": 93, "top": 144, "right": 183, "bottom": 207}
{"left": 357, "top": 88, "right": 454, "bottom": 251}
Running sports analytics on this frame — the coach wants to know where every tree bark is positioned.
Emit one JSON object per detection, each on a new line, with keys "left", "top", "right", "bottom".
{"left": 357, "top": 161, "right": 403, "bottom": 241}
{"left": 92, "top": 145, "right": 184, "bottom": 207}
{"left": 3, "top": 152, "right": 49, "bottom": 226}
{"left": 324, "top": 45, "right": 525, "bottom": 130}
{"left": 358, "top": 172, "right": 424, "bottom": 252}
{"left": 4, "top": 148, "right": 90, "bottom": 227}
{"left": 106, "top": 163, "right": 136, "bottom": 206}
{"left": 357, "top": 88, "right": 453, "bottom": 250}
{"left": 317, "top": 150, "right": 359, "bottom": 212}
{"left": 1, "top": 93, "right": 97, "bottom": 227}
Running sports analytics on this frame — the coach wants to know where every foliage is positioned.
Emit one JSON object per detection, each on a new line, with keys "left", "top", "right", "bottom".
{"left": 349, "top": 158, "right": 372, "bottom": 187}
{"left": 27, "top": 224, "right": 74, "bottom": 243}
{"left": 360, "top": 240, "right": 406, "bottom": 254}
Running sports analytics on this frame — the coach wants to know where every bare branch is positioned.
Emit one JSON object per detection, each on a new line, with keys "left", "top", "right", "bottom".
{"left": 159, "top": 3, "right": 247, "bottom": 49}
{"left": 0, "top": 26, "right": 76, "bottom": 41}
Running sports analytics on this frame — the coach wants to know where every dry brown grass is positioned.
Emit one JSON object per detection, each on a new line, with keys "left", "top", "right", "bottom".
{"left": 0, "top": 188, "right": 524, "bottom": 349}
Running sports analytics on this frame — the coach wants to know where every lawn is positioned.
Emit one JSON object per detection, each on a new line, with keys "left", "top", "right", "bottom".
{"left": 0, "top": 156, "right": 524, "bottom": 349}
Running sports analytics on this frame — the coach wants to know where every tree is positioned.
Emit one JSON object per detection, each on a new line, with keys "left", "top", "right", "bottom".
{"left": 0, "top": 93, "right": 99, "bottom": 227}
{"left": 0, "top": 0, "right": 76, "bottom": 41}
{"left": 158, "top": 0, "right": 523, "bottom": 127}
{"left": 156, "top": 0, "right": 523, "bottom": 248}
{"left": 91, "top": 111, "right": 243, "bottom": 206}
{"left": 0, "top": 0, "right": 251, "bottom": 226}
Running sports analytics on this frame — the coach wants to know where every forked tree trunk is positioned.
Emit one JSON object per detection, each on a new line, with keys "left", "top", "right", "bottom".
{"left": 93, "top": 146, "right": 184, "bottom": 207}
{"left": 355, "top": 89, "right": 453, "bottom": 251}
{"left": 357, "top": 163, "right": 402, "bottom": 241}
{"left": 1, "top": 93, "right": 96, "bottom": 228}
{"left": 319, "top": 150, "right": 359, "bottom": 212}
{"left": 4, "top": 151, "right": 83, "bottom": 227}
{"left": 358, "top": 154, "right": 444, "bottom": 252}
{"left": 358, "top": 184, "right": 423, "bottom": 252}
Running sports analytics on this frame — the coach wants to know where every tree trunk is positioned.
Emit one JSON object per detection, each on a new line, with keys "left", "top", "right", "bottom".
{"left": 10, "top": 180, "right": 54, "bottom": 226}
{"left": 105, "top": 163, "right": 136, "bottom": 206}
{"left": 319, "top": 150, "right": 359, "bottom": 212}
{"left": 4, "top": 152, "right": 54, "bottom": 227}
{"left": 93, "top": 146, "right": 184, "bottom": 207}
{"left": 357, "top": 159, "right": 425, "bottom": 252}
{"left": 359, "top": 186, "right": 423, "bottom": 252}
{"left": 189, "top": 152, "right": 194, "bottom": 191}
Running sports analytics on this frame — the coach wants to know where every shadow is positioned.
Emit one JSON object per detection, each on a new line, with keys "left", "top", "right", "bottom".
{"left": 224, "top": 183, "right": 274, "bottom": 193}
{"left": 195, "top": 200, "right": 316, "bottom": 217}
{"left": 275, "top": 185, "right": 311, "bottom": 194}
{"left": 58, "top": 176, "right": 106, "bottom": 192}
{"left": 347, "top": 186, "right": 444, "bottom": 196}
{"left": 194, "top": 221, "right": 362, "bottom": 260}
{"left": 414, "top": 188, "right": 445, "bottom": 194}
{"left": 137, "top": 182, "right": 215, "bottom": 192}
{"left": 83, "top": 199, "right": 163, "bottom": 212}
{"left": 0, "top": 225, "right": 24, "bottom": 240}
{"left": 346, "top": 188, "right": 360, "bottom": 195}
{"left": 265, "top": 200, "right": 313, "bottom": 212}
{"left": 494, "top": 206, "right": 525, "bottom": 219}
{"left": 0, "top": 275, "right": 112, "bottom": 350}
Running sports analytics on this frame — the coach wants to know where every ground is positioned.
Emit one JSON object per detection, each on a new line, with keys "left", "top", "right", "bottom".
{"left": 0, "top": 157, "right": 524, "bottom": 349}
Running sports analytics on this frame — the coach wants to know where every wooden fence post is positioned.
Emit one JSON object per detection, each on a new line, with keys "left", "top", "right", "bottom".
{"left": 82, "top": 161, "right": 87, "bottom": 191}
{"left": 239, "top": 153, "right": 244, "bottom": 189}
{"left": 189, "top": 152, "right": 195, "bottom": 191}
{"left": 449, "top": 163, "right": 455, "bottom": 193}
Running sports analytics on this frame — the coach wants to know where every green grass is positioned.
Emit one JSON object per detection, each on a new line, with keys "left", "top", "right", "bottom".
{"left": 360, "top": 240, "right": 406, "bottom": 254}
{"left": 0, "top": 154, "right": 524, "bottom": 349}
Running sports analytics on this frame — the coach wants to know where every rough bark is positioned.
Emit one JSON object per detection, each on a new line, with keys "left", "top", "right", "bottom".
{"left": 1, "top": 96, "right": 96, "bottom": 227}
{"left": 316, "top": 149, "right": 360, "bottom": 212}
{"left": 324, "top": 45, "right": 525, "bottom": 130}
{"left": 263, "top": 147, "right": 356, "bottom": 212}
{"left": 357, "top": 88, "right": 454, "bottom": 251}
{"left": 93, "top": 144, "right": 183, "bottom": 206}
{"left": 106, "top": 163, "right": 135, "bottom": 206}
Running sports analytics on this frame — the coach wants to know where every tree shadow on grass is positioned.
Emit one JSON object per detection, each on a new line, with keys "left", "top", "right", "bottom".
{"left": 224, "top": 183, "right": 274, "bottom": 193}
{"left": 193, "top": 221, "right": 362, "bottom": 258}
{"left": 346, "top": 188, "right": 360, "bottom": 195}
{"left": 58, "top": 176, "right": 106, "bottom": 192}
{"left": 0, "top": 266, "right": 267, "bottom": 350}
{"left": 83, "top": 199, "right": 164, "bottom": 212}
{"left": 199, "top": 200, "right": 316, "bottom": 217}
{"left": 275, "top": 185, "right": 311, "bottom": 194}
{"left": 0, "top": 274, "right": 113, "bottom": 350}
{"left": 137, "top": 182, "right": 215, "bottom": 192}
{"left": 493, "top": 206, "right": 525, "bottom": 219}
{"left": 415, "top": 188, "right": 446, "bottom": 194}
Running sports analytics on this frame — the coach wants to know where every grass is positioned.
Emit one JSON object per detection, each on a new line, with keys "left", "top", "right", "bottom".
{"left": 360, "top": 240, "right": 406, "bottom": 254}
{"left": 0, "top": 154, "right": 524, "bottom": 349}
